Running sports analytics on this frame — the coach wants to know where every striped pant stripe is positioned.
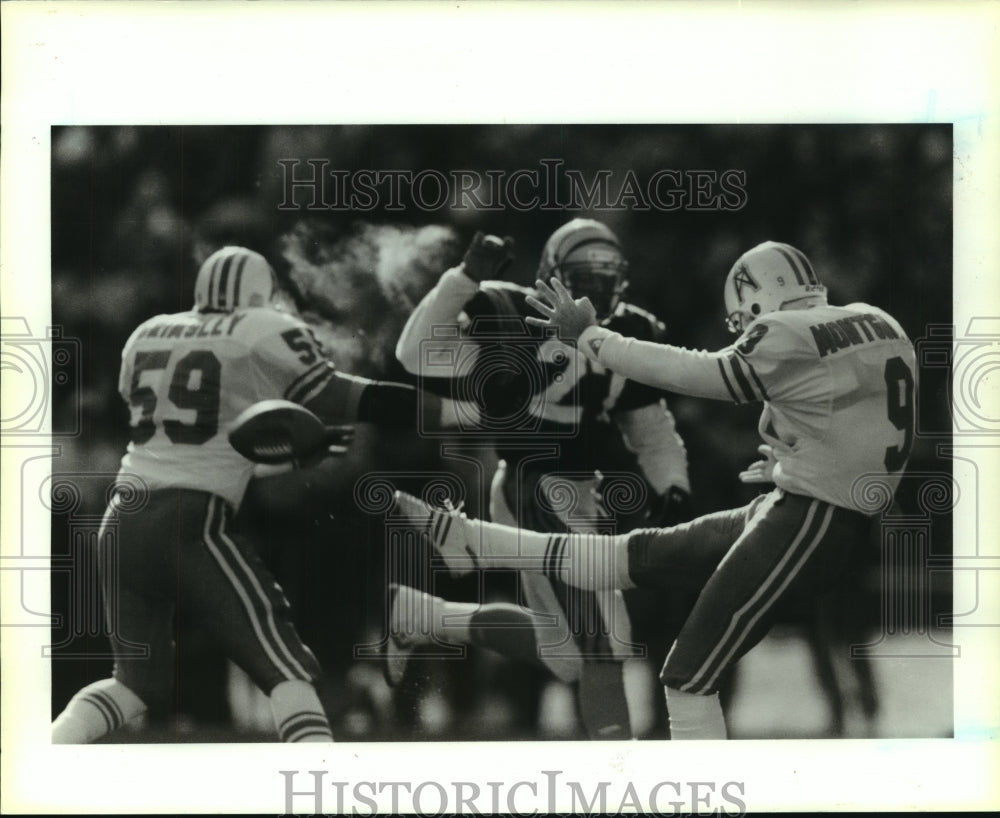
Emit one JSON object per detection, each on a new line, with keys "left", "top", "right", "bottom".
{"left": 681, "top": 500, "right": 834, "bottom": 694}
{"left": 201, "top": 497, "right": 308, "bottom": 681}
{"left": 210, "top": 497, "right": 311, "bottom": 678}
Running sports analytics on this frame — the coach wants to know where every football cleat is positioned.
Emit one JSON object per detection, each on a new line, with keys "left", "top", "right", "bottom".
{"left": 392, "top": 490, "right": 477, "bottom": 577}
{"left": 537, "top": 219, "right": 629, "bottom": 320}
{"left": 724, "top": 241, "right": 828, "bottom": 334}
{"left": 194, "top": 246, "right": 278, "bottom": 312}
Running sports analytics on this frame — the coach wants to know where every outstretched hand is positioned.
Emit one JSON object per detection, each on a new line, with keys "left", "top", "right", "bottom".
{"left": 525, "top": 277, "right": 598, "bottom": 342}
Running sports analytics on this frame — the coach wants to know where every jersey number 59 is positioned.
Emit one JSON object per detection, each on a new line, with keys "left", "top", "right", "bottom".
{"left": 129, "top": 350, "right": 221, "bottom": 445}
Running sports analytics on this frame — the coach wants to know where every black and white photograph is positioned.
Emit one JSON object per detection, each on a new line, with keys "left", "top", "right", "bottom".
{"left": 45, "top": 122, "right": 956, "bottom": 747}
{"left": 2, "top": 3, "right": 998, "bottom": 815}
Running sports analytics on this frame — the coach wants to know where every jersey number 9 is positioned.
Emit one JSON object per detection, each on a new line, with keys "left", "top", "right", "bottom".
{"left": 884, "top": 355, "right": 915, "bottom": 473}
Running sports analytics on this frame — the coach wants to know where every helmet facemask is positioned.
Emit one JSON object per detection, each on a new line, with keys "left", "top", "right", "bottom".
{"left": 725, "top": 302, "right": 759, "bottom": 335}
{"left": 554, "top": 252, "right": 629, "bottom": 320}
{"left": 538, "top": 219, "right": 629, "bottom": 321}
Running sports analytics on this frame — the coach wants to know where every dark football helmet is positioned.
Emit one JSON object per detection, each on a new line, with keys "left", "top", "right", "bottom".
{"left": 537, "top": 219, "right": 629, "bottom": 320}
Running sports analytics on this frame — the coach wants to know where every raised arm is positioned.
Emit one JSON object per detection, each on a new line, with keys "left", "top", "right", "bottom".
{"left": 395, "top": 267, "right": 480, "bottom": 375}
{"left": 396, "top": 232, "right": 514, "bottom": 375}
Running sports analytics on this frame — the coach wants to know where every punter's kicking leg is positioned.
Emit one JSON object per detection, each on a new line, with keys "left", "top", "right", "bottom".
{"left": 393, "top": 488, "right": 748, "bottom": 593}
{"left": 396, "top": 488, "right": 860, "bottom": 738}
{"left": 399, "top": 486, "right": 872, "bottom": 739}
{"left": 392, "top": 488, "right": 745, "bottom": 739}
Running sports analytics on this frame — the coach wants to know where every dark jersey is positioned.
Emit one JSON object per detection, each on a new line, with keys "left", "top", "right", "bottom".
{"left": 460, "top": 281, "right": 668, "bottom": 472}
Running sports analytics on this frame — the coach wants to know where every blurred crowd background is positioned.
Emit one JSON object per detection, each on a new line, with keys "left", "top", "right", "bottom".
{"left": 49, "top": 124, "right": 954, "bottom": 741}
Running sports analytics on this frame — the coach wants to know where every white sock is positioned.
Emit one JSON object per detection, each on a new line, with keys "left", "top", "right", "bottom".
{"left": 665, "top": 686, "right": 727, "bottom": 740}
{"left": 52, "top": 678, "right": 146, "bottom": 744}
{"left": 470, "top": 519, "right": 633, "bottom": 590}
{"left": 270, "top": 680, "right": 333, "bottom": 742}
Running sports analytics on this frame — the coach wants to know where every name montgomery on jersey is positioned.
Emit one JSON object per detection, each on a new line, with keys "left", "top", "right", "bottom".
{"left": 810, "top": 311, "right": 903, "bottom": 358}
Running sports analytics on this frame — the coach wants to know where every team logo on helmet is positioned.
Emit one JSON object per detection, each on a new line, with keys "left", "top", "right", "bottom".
{"left": 731, "top": 262, "right": 760, "bottom": 305}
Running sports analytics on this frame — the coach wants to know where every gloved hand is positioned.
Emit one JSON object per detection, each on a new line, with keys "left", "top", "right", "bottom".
{"left": 461, "top": 231, "right": 514, "bottom": 283}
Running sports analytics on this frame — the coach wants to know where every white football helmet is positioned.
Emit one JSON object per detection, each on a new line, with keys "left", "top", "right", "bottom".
{"left": 724, "top": 241, "right": 827, "bottom": 333}
{"left": 194, "top": 246, "right": 277, "bottom": 312}
{"left": 537, "top": 219, "right": 629, "bottom": 319}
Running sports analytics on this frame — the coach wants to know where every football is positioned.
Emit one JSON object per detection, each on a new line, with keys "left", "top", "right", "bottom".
{"left": 227, "top": 399, "right": 327, "bottom": 464}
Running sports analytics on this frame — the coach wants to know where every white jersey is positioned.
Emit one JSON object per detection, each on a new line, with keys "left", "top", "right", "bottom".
{"left": 117, "top": 307, "right": 335, "bottom": 508}
{"left": 580, "top": 302, "right": 916, "bottom": 515}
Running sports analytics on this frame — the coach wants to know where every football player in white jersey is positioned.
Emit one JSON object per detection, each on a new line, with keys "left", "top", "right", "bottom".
{"left": 52, "top": 246, "right": 473, "bottom": 743}
{"left": 395, "top": 241, "right": 916, "bottom": 739}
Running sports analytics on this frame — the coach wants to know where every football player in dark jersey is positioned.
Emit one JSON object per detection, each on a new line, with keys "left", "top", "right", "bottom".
{"left": 391, "top": 220, "right": 694, "bottom": 739}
